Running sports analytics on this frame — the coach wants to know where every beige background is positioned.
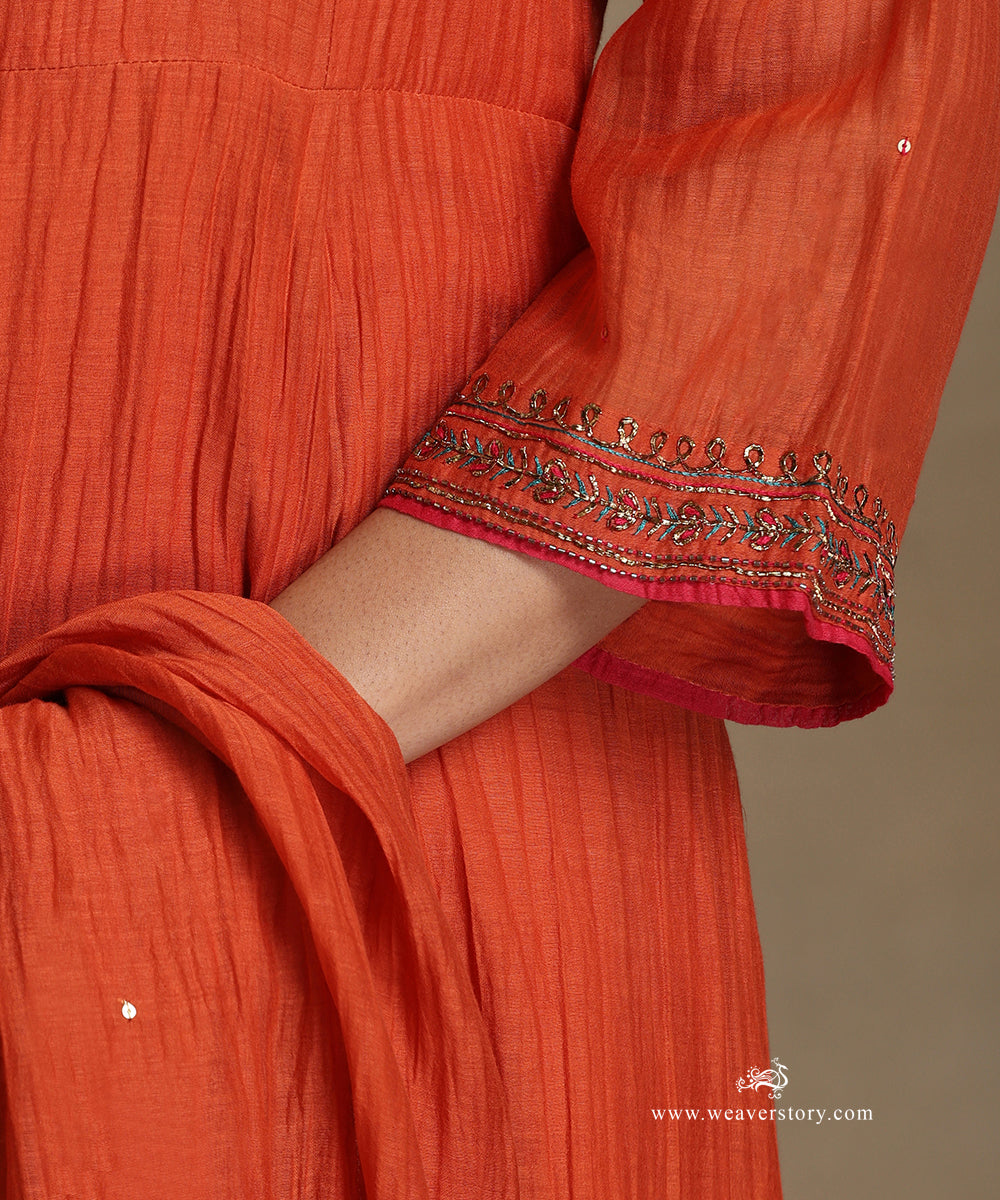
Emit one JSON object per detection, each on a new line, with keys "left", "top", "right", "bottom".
{"left": 597, "top": 5, "right": 998, "bottom": 1195}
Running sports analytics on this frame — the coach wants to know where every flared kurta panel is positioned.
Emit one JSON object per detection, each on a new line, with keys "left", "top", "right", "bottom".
{"left": 1, "top": 1, "right": 996, "bottom": 1197}
{"left": 0, "top": 592, "right": 777, "bottom": 1196}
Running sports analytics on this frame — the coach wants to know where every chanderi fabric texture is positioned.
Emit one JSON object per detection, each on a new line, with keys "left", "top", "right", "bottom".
{"left": 1, "top": 1, "right": 997, "bottom": 1197}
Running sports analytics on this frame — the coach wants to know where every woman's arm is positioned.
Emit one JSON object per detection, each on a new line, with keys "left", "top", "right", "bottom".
{"left": 269, "top": 506, "right": 645, "bottom": 763}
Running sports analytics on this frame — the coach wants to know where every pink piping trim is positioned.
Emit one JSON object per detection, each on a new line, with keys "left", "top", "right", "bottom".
{"left": 379, "top": 494, "right": 892, "bottom": 728}
{"left": 573, "top": 645, "right": 888, "bottom": 728}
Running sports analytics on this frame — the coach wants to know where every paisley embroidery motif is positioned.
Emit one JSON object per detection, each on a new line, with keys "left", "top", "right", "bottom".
{"left": 387, "top": 374, "right": 898, "bottom": 668}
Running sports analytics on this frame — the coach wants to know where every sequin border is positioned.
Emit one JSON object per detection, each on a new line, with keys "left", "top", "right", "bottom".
{"left": 385, "top": 374, "right": 897, "bottom": 668}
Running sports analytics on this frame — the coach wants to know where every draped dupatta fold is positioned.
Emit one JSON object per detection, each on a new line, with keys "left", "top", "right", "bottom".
{"left": 0, "top": 592, "right": 521, "bottom": 1198}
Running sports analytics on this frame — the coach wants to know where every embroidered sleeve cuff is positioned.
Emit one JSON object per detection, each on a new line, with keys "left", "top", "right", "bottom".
{"left": 379, "top": 373, "right": 897, "bottom": 728}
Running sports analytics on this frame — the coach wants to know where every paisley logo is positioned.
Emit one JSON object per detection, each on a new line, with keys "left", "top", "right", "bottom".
{"left": 736, "top": 1058, "right": 788, "bottom": 1100}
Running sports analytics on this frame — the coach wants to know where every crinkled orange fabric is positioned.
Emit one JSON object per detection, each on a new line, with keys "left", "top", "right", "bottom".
{"left": 0, "top": 592, "right": 773, "bottom": 1196}
{"left": 0, "top": 2, "right": 996, "bottom": 1198}
{"left": 382, "top": 0, "right": 1000, "bottom": 727}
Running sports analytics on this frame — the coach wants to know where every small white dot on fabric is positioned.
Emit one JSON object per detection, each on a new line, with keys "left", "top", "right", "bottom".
{"left": 897, "top": 137, "right": 912, "bottom": 155}
{"left": 121, "top": 1000, "right": 137, "bottom": 1020}
{"left": 601, "top": 325, "right": 609, "bottom": 341}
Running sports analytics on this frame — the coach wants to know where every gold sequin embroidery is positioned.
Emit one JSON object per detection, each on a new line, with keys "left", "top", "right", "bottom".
{"left": 386, "top": 374, "right": 897, "bottom": 668}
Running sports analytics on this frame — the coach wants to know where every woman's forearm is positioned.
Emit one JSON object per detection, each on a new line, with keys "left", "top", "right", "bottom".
{"left": 269, "top": 507, "right": 645, "bottom": 763}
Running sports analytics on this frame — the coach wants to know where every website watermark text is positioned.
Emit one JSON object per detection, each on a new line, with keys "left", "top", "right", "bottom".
{"left": 651, "top": 1107, "right": 872, "bottom": 1125}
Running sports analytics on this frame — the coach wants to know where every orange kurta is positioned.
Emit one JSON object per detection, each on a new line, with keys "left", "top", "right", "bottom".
{"left": 0, "top": 2, "right": 996, "bottom": 1198}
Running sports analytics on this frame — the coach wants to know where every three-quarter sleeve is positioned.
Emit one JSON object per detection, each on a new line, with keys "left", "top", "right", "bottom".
{"left": 378, "top": 0, "right": 1000, "bottom": 727}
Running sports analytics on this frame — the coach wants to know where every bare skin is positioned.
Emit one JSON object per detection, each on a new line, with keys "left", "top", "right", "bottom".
{"left": 270, "top": 506, "right": 646, "bottom": 763}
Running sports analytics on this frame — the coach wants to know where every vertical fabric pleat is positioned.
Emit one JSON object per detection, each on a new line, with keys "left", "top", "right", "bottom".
{"left": 2, "top": 2, "right": 787, "bottom": 1196}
